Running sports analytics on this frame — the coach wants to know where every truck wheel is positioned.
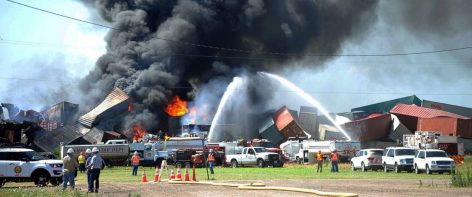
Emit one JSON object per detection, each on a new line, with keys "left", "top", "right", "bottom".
{"left": 231, "top": 160, "right": 238, "bottom": 168}
{"left": 0, "top": 178, "right": 5, "bottom": 188}
{"left": 33, "top": 171, "right": 50, "bottom": 187}
{"left": 415, "top": 164, "right": 420, "bottom": 174}
{"left": 394, "top": 163, "right": 400, "bottom": 173}
{"left": 426, "top": 165, "right": 431, "bottom": 174}
{"left": 257, "top": 159, "right": 265, "bottom": 168}
{"left": 50, "top": 178, "right": 61, "bottom": 186}
{"left": 361, "top": 162, "right": 366, "bottom": 172}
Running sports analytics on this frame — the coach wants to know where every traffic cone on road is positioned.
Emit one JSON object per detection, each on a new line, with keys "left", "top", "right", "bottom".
{"left": 184, "top": 165, "right": 190, "bottom": 181}
{"left": 141, "top": 167, "right": 148, "bottom": 183}
{"left": 169, "top": 168, "right": 175, "bottom": 180}
{"left": 191, "top": 165, "right": 197, "bottom": 181}
{"left": 176, "top": 166, "right": 182, "bottom": 180}
{"left": 154, "top": 167, "right": 160, "bottom": 182}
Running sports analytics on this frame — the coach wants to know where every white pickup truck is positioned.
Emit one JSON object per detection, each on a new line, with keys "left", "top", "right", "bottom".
{"left": 226, "top": 147, "right": 282, "bottom": 168}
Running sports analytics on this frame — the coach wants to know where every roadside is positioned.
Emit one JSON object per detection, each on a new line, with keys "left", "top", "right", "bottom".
{"left": 2, "top": 178, "right": 471, "bottom": 197}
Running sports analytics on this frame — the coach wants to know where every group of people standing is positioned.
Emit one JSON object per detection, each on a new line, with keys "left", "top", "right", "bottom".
{"left": 62, "top": 147, "right": 104, "bottom": 193}
{"left": 315, "top": 149, "right": 339, "bottom": 173}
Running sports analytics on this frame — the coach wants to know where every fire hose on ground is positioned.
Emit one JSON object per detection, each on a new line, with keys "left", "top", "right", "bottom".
{"left": 167, "top": 180, "right": 358, "bottom": 197}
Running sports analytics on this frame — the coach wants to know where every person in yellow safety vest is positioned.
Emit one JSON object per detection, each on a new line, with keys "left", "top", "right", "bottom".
{"left": 330, "top": 149, "right": 339, "bottom": 172}
{"left": 207, "top": 150, "right": 215, "bottom": 174}
{"left": 316, "top": 150, "right": 323, "bottom": 173}
{"left": 78, "top": 152, "right": 85, "bottom": 173}
{"left": 131, "top": 151, "right": 140, "bottom": 176}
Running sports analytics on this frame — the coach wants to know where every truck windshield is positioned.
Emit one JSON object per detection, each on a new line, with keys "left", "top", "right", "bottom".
{"left": 395, "top": 149, "right": 415, "bottom": 156}
{"left": 426, "top": 151, "right": 448, "bottom": 158}
{"left": 253, "top": 148, "right": 266, "bottom": 153}
{"left": 25, "top": 151, "right": 46, "bottom": 161}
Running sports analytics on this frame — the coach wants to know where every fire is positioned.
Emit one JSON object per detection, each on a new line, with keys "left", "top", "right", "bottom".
{"left": 131, "top": 123, "right": 146, "bottom": 141}
{"left": 165, "top": 96, "right": 188, "bottom": 117}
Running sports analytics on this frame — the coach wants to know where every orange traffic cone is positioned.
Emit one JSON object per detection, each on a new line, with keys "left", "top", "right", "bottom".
{"left": 184, "top": 165, "right": 190, "bottom": 181}
{"left": 191, "top": 165, "right": 197, "bottom": 181}
{"left": 169, "top": 168, "right": 175, "bottom": 180}
{"left": 176, "top": 166, "right": 182, "bottom": 180}
{"left": 154, "top": 167, "right": 160, "bottom": 182}
{"left": 141, "top": 167, "right": 148, "bottom": 183}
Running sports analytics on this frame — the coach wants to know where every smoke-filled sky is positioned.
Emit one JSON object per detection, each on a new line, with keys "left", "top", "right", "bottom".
{"left": 1, "top": 0, "right": 472, "bottom": 116}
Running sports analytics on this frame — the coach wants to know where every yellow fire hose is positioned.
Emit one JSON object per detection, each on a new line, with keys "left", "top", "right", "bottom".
{"left": 167, "top": 180, "right": 358, "bottom": 197}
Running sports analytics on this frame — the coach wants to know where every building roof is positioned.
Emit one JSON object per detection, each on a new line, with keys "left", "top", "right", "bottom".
{"left": 79, "top": 87, "right": 129, "bottom": 128}
{"left": 34, "top": 123, "right": 87, "bottom": 152}
{"left": 390, "top": 103, "right": 470, "bottom": 119}
{"left": 351, "top": 95, "right": 422, "bottom": 114}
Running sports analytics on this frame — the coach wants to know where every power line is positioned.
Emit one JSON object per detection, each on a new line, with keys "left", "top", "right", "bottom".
{"left": 6, "top": 0, "right": 472, "bottom": 57}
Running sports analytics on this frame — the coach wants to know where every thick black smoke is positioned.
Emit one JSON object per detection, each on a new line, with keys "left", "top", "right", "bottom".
{"left": 79, "top": 0, "right": 378, "bottom": 132}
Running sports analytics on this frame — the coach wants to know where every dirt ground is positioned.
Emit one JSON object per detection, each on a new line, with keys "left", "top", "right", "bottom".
{"left": 64, "top": 179, "right": 471, "bottom": 197}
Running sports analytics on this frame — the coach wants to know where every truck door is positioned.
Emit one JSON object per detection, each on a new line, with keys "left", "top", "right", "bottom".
{"left": 0, "top": 152, "right": 13, "bottom": 177}
{"left": 246, "top": 148, "right": 256, "bottom": 165}
{"left": 417, "top": 151, "right": 426, "bottom": 169}
{"left": 143, "top": 144, "right": 153, "bottom": 162}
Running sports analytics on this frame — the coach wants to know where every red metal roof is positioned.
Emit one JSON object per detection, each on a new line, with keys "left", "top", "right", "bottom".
{"left": 390, "top": 103, "right": 470, "bottom": 119}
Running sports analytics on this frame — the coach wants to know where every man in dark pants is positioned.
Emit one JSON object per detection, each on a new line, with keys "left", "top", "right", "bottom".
{"left": 84, "top": 149, "right": 92, "bottom": 192}
{"left": 330, "top": 149, "right": 339, "bottom": 172}
{"left": 207, "top": 150, "right": 215, "bottom": 174}
{"left": 316, "top": 150, "right": 323, "bottom": 173}
{"left": 86, "top": 147, "right": 104, "bottom": 193}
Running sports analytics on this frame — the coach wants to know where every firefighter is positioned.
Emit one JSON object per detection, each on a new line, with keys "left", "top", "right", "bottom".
{"left": 207, "top": 150, "right": 215, "bottom": 174}
{"left": 316, "top": 150, "right": 323, "bottom": 173}
{"left": 330, "top": 149, "right": 339, "bottom": 172}
{"left": 78, "top": 152, "right": 85, "bottom": 173}
{"left": 131, "top": 151, "right": 140, "bottom": 176}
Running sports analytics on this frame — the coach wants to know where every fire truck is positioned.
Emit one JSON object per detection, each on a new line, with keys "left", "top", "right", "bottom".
{"left": 403, "top": 131, "right": 465, "bottom": 164}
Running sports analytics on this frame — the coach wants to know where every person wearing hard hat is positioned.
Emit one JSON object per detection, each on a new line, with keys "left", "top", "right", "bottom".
{"left": 131, "top": 151, "right": 140, "bottom": 176}
{"left": 84, "top": 149, "right": 92, "bottom": 191}
{"left": 78, "top": 152, "right": 85, "bottom": 173}
{"left": 330, "top": 149, "right": 339, "bottom": 173}
{"left": 316, "top": 150, "right": 323, "bottom": 173}
{"left": 62, "top": 148, "right": 79, "bottom": 191}
{"left": 207, "top": 149, "right": 216, "bottom": 175}
{"left": 86, "top": 147, "right": 104, "bottom": 193}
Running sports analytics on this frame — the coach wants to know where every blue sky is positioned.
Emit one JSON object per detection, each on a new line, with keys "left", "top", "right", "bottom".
{"left": 0, "top": 0, "right": 106, "bottom": 109}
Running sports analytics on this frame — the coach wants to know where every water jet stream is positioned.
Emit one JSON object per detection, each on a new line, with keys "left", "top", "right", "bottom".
{"left": 208, "top": 77, "right": 243, "bottom": 141}
{"left": 260, "top": 72, "right": 351, "bottom": 141}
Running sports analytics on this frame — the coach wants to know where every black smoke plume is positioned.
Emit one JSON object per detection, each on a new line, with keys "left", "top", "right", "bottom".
{"left": 80, "top": 0, "right": 378, "bottom": 133}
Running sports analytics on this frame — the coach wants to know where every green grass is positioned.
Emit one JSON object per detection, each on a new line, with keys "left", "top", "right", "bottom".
{"left": 74, "top": 161, "right": 455, "bottom": 183}
{"left": 2, "top": 156, "right": 470, "bottom": 196}
{"left": 451, "top": 156, "right": 472, "bottom": 187}
{"left": 0, "top": 187, "right": 88, "bottom": 197}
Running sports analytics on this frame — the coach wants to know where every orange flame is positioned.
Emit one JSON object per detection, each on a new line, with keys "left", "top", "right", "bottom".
{"left": 131, "top": 123, "right": 146, "bottom": 141}
{"left": 165, "top": 96, "right": 188, "bottom": 117}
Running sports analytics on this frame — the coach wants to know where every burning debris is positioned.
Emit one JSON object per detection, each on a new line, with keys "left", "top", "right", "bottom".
{"left": 131, "top": 123, "right": 146, "bottom": 142}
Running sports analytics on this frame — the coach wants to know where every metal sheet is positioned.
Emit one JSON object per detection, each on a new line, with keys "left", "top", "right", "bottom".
{"left": 418, "top": 117, "right": 472, "bottom": 139}
{"left": 391, "top": 103, "right": 469, "bottom": 119}
{"left": 422, "top": 100, "right": 472, "bottom": 118}
{"left": 79, "top": 87, "right": 129, "bottom": 128}
{"left": 343, "top": 114, "right": 392, "bottom": 141}
{"left": 34, "top": 123, "right": 87, "bottom": 152}
{"left": 259, "top": 118, "right": 284, "bottom": 146}
{"left": 351, "top": 95, "right": 422, "bottom": 114}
